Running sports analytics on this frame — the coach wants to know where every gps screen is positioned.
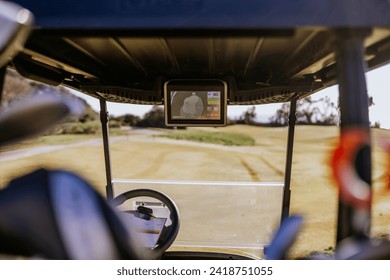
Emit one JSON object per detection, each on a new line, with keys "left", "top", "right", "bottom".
{"left": 164, "top": 80, "right": 227, "bottom": 127}
{"left": 170, "top": 91, "right": 221, "bottom": 120}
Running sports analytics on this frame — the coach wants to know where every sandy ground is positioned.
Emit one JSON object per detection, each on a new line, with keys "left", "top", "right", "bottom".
{"left": 1, "top": 125, "right": 390, "bottom": 258}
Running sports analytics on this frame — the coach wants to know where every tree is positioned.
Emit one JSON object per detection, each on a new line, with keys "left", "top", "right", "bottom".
{"left": 270, "top": 103, "right": 290, "bottom": 125}
{"left": 372, "top": 121, "right": 381, "bottom": 128}
{"left": 111, "top": 114, "right": 140, "bottom": 127}
{"left": 240, "top": 106, "right": 257, "bottom": 125}
{"left": 136, "top": 105, "right": 165, "bottom": 128}
{"left": 123, "top": 114, "right": 141, "bottom": 126}
{"left": 2, "top": 69, "right": 32, "bottom": 109}
{"left": 269, "top": 96, "right": 339, "bottom": 125}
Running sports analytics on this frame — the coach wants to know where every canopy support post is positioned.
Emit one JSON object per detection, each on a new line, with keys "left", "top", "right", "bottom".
{"left": 281, "top": 96, "right": 297, "bottom": 222}
{"left": 0, "top": 67, "right": 5, "bottom": 107}
{"left": 334, "top": 29, "right": 372, "bottom": 243}
{"left": 99, "top": 98, "right": 113, "bottom": 200}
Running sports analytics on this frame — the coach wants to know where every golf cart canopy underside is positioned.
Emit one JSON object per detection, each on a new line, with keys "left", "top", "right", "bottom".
{"left": 10, "top": 0, "right": 390, "bottom": 106}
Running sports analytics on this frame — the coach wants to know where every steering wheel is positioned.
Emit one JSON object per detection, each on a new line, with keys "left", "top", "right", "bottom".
{"left": 111, "top": 189, "right": 180, "bottom": 259}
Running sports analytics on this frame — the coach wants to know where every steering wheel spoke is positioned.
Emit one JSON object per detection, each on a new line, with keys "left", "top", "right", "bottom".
{"left": 111, "top": 189, "right": 180, "bottom": 259}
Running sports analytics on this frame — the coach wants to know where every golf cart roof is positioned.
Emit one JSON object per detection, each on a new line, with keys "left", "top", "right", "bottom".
{"left": 10, "top": 0, "right": 390, "bottom": 106}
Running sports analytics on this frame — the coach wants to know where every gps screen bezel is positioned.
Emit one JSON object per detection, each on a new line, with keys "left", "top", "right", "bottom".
{"left": 164, "top": 79, "right": 227, "bottom": 127}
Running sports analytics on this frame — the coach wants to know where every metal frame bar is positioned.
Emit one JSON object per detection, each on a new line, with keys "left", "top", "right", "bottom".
{"left": 334, "top": 29, "right": 372, "bottom": 242}
{"left": 0, "top": 67, "right": 5, "bottom": 106}
{"left": 281, "top": 96, "right": 298, "bottom": 222}
{"left": 99, "top": 98, "right": 114, "bottom": 200}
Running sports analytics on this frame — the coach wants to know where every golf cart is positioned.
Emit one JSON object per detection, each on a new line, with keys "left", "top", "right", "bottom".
{"left": 1, "top": 0, "right": 390, "bottom": 259}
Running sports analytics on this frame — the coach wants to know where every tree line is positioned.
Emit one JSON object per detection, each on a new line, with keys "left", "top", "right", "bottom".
{"left": 124, "top": 94, "right": 380, "bottom": 128}
{"left": 2, "top": 70, "right": 380, "bottom": 132}
{"left": 111, "top": 96, "right": 340, "bottom": 129}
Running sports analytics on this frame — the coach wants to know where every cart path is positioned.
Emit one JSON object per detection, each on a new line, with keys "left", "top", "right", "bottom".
{"left": 0, "top": 137, "right": 113, "bottom": 162}
{"left": 238, "top": 157, "right": 261, "bottom": 181}
{"left": 0, "top": 128, "right": 162, "bottom": 162}
{"left": 0, "top": 128, "right": 284, "bottom": 182}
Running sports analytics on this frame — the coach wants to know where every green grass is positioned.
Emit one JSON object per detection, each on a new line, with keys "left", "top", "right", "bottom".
{"left": 159, "top": 129, "right": 255, "bottom": 146}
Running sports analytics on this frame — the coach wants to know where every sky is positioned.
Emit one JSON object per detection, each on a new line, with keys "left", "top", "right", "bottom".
{"left": 70, "top": 63, "right": 390, "bottom": 128}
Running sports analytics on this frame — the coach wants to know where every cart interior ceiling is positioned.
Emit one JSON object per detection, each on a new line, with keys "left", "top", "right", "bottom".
{"left": 9, "top": 0, "right": 390, "bottom": 106}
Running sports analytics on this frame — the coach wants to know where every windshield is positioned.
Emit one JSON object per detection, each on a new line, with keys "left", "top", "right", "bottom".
{"left": 105, "top": 120, "right": 289, "bottom": 258}
{"left": 113, "top": 179, "right": 283, "bottom": 259}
